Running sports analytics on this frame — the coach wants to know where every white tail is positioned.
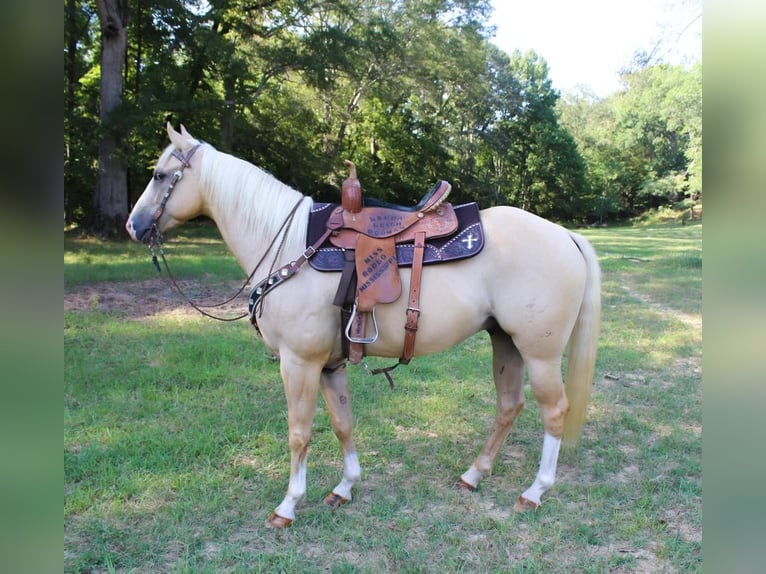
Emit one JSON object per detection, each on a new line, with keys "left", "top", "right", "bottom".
{"left": 562, "top": 232, "right": 602, "bottom": 447}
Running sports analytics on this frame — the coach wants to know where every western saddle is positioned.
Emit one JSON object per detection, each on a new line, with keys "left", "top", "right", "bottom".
{"left": 329, "top": 161, "right": 458, "bottom": 366}
{"left": 249, "top": 160, "right": 474, "bottom": 380}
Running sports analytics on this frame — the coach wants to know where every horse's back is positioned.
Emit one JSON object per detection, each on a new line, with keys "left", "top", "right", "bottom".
{"left": 477, "top": 205, "right": 588, "bottom": 285}
{"left": 480, "top": 205, "right": 580, "bottom": 257}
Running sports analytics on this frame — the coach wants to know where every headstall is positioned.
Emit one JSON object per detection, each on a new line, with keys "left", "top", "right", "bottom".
{"left": 147, "top": 144, "right": 201, "bottom": 261}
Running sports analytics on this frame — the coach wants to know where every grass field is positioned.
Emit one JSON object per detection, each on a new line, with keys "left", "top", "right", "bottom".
{"left": 64, "top": 220, "right": 702, "bottom": 573}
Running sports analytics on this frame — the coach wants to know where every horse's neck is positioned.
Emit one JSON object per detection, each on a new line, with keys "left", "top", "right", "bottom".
{"left": 214, "top": 193, "right": 311, "bottom": 280}
{"left": 202, "top": 152, "right": 311, "bottom": 278}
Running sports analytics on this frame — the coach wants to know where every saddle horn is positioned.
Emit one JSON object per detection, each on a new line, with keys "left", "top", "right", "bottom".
{"left": 342, "top": 160, "right": 362, "bottom": 214}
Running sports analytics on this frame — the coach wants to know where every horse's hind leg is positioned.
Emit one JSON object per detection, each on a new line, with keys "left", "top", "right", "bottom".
{"left": 458, "top": 328, "right": 525, "bottom": 490}
{"left": 319, "top": 362, "right": 361, "bottom": 508}
{"left": 514, "top": 357, "right": 569, "bottom": 511}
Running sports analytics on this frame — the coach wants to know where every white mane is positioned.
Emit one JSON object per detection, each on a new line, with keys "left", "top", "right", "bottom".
{"left": 195, "top": 145, "right": 311, "bottom": 253}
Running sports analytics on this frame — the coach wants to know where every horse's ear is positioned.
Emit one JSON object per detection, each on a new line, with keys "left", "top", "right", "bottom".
{"left": 180, "top": 124, "right": 191, "bottom": 138}
{"left": 166, "top": 122, "right": 186, "bottom": 150}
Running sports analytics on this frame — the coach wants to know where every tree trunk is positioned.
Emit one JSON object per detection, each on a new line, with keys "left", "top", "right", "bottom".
{"left": 93, "top": 0, "right": 129, "bottom": 236}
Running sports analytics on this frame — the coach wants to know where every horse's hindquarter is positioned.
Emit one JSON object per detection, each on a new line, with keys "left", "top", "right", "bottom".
{"left": 478, "top": 206, "right": 588, "bottom": 353}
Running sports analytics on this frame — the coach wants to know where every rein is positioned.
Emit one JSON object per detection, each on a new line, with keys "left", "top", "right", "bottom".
{"left": 145, "top": 144, "right": 309, "bottom": 322}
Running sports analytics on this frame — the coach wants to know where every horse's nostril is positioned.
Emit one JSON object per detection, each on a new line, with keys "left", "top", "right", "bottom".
{"left": 126, "top": 218, "right": 149, "bottom": 242}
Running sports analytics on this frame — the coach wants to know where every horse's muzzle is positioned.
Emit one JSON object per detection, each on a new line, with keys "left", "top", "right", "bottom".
{"left": 125, "top": 216, "right": 154, "bottom": 243}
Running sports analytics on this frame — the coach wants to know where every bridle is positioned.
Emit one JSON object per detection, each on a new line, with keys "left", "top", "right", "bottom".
{"left": 144, "top": 143, "right": 310, "bottom": 322}
{"left": 146, "top": 144, "right": 201, "bottom": 253}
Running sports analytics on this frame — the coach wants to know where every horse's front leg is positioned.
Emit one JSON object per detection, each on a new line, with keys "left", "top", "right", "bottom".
{"left": 319, "top": 362, "right": 361, "bottom": 508}
{"left": 267, "top": 356, "right": 323, "bottom": 529}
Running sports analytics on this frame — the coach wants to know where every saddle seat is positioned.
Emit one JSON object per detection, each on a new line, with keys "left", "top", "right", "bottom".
{"left": 328, "top": 161, "right": 458, "bottom": 366}
{"left": 339, "top": 159, "right": 451, "bottom": 216}
{"left": 362, "top": 182, "right": 446, "bottom": 211}
{"left": 332, "top": 161, "right": 456, "bottom": 240}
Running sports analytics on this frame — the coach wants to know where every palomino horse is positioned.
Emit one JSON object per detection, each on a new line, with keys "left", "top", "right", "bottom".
{"left": 126, "top": 124, "right": 601, "bottom": 528}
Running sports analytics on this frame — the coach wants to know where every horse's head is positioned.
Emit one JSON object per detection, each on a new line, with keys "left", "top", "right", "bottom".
{"left": 126, "top": 123, "right": 206, "bottom": 243}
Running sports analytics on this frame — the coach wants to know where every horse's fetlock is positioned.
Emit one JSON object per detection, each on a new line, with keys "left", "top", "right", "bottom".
{"left": 476, "top": 455, "right": 494, "bottom": 474}
{"left": 537, "top": 472, "right": 555, "bottom": 491}
{"left": 348, "top": 469, "right": 362, "bottom": 483}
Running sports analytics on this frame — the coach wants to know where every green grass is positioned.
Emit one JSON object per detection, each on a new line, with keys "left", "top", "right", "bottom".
{"left": 65, "top": 221, "right": 701, "bottom": 573}
{"left": 64, "top": 221, "right": 243, "bottom": 286}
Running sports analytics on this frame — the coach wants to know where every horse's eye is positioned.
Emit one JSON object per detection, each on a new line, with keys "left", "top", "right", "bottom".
{"left": 154, "top": 172, "right": 165, "bottom": 182}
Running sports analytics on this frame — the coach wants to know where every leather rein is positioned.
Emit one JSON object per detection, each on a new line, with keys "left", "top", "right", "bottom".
{"left": 145, "top": 144, "right": 313, "bottom": 322}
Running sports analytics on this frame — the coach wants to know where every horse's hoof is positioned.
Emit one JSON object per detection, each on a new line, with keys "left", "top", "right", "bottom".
{"left": 514, "top": 496, "right": 539, "bottom": 512}
{"left": 454, "top": 478, "right": 477, "bottom": 492}
{"left": 324, "top": 492, "right": 350, "bottom": 509}
{"left": 265, "top": 512, "right": 293, "bottom": 529}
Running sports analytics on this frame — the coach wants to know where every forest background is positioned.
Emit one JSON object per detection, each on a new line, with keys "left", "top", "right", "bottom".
{"left": 64, "top": 0, "right": 702, "bottom": 236}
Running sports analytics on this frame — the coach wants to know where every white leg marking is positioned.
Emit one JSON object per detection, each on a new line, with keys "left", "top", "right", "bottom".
{"left": 332, "top": 451, "right": 361, "bottom": 500}
{"left": 274, "top": 459, "right": 307, "bottom": 520}
{"left": 460, "top": 465, "right": 483, "bottom": 488}
{"left": 520, "top": 432, "right": 562, "bottom": 505}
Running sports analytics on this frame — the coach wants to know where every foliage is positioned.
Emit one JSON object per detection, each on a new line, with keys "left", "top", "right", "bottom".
{"left": 65, "top": 0, "right": 701, "bottom": 229}
{"left": 558, "top": 63, "right": 702, "bottom": 221}
{"left": 484, "top": 50, "right": 588, "bottom": 220}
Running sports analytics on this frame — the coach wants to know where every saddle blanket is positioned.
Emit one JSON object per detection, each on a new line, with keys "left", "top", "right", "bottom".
{"left": 307, "top": 201, "right": 485, "bottom": 272}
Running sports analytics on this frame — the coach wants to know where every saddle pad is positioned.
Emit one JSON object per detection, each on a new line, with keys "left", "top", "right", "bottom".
{"left": 307, "top": 202, "right": 485, "bottom": 272}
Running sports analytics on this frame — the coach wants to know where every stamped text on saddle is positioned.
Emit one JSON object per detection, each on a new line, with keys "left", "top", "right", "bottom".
{"left": 248, "top": 159, "right": 485, "bottom": 368}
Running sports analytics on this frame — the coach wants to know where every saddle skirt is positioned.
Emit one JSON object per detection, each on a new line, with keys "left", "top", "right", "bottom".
{"left": 307, "top": 201, "right": 485, "bottom": 272}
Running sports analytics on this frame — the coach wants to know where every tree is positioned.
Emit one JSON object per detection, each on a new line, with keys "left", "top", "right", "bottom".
{"left": 558, "top": 89, "right": 625, "bottom": 221}
{"left": 92, "top": 0, "right": 129, "bottom": 236}
{"left": 64, "top": 0, "right": 99, "bottom": 223}
{"left": 65, "top": 0, "right": 606, "bottom": 228}
{"left": 482, "top": 50, "right": 587, "bottom": 220}
{"left": 614, "top": 63, "right": 701, "bottom": 212}
{"left": 279, "top": 0, "right": 494, "bottom": 201}
{"left": 558, "top": 62, "right": 702, "bottom": 220}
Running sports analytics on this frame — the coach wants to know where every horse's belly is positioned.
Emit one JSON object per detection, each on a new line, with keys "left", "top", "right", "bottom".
{"left": 362, "top": 262, "right": 494, "bottom": 358}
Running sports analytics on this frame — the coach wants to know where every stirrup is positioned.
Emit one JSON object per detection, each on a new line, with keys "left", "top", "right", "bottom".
{"left": 345, "top": 304, "right": 379, "bottom": 344}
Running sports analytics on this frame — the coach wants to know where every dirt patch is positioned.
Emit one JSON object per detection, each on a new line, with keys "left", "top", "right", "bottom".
{"left": 64, "top": 278, "right": 251, "bottom": 320}
{"left": 619, "top": 272, "right": 701, "bottom": 330}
